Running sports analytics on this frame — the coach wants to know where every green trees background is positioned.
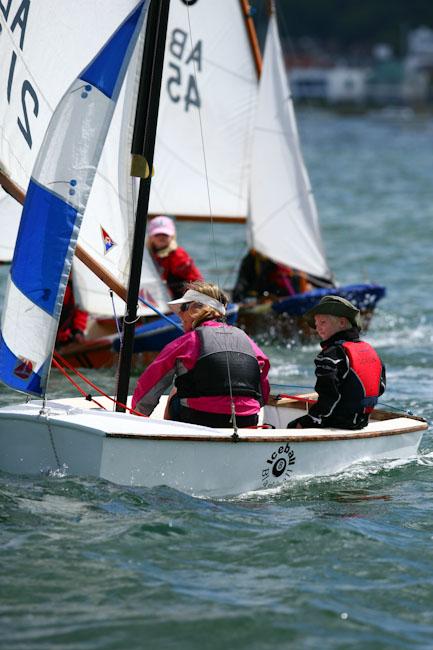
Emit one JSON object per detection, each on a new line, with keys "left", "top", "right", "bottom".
{"left": 254, "top": 1, "right": 433, "bottom": 56}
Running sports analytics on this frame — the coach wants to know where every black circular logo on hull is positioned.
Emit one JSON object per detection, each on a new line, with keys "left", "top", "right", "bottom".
{"left": 181, "top": 0, "right": 199, "bottom": 5}
{"left": 261, "top": 443, "right": 296, "bottom": 488}
{"left": 272, "top": 458, "right": 287, "bottom": 477}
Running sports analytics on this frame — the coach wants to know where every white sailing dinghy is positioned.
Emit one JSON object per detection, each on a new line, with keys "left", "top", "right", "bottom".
{"left": 0, "top": 0, "right": 426, "bottom": 498}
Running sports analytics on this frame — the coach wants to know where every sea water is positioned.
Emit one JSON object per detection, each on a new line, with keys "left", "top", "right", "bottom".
{"left": 1, "top": 109, "right": 433, "bottom": 649}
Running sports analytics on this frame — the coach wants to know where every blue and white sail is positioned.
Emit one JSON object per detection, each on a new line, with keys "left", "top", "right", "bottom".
{"left": 0, "top": 1, "right": 147, "bottom": 397}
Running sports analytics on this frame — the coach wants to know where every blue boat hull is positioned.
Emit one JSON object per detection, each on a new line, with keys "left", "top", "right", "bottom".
{"left": 115, "top": 303, "right": 239, "bottom": 354}
{"left": 271, "top": 283, "right": 386, "bottom": 317}
{"left": 236, "top": 283, "right": 386, "bottom": 342}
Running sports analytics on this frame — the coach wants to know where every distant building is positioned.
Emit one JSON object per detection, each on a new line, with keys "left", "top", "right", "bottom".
{"left": 405, "top": 26, "right": 433, "bottom": 71}
{"left": 404, "top": 26, "right": 433, "bottom": 102}
{"left": 327, "top": 67, "right": 367, "bottom": 103}
{"left": 289, "top": 68, "right": 328, "bottom": 101}
{"left": 289, "top": 66, "right": 367, "bottom": 104}
{"left": 286, "top": 30, "right": 432, "bottom": 107}
{"left": 367, "top": 60, "right": 428, "bottom": 105}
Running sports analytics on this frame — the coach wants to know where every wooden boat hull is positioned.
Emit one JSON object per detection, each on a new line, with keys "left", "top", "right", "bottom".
{"left": 0, "top": 396, "right": 426, "bottom": 497}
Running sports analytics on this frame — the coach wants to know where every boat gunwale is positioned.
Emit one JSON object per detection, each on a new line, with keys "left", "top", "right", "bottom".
{"left": 106, "top": 420, "right": 427, "bottom": 442}
{"left": 0, "top": 399, "right": 427, "bottom": 444}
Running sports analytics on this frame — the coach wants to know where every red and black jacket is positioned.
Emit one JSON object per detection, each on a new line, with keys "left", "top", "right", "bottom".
{"left": 291, "top": 328, "right": 386, "bottom": 430}
{"left": 152, "top": 246, "right": 203, "bottom": 299}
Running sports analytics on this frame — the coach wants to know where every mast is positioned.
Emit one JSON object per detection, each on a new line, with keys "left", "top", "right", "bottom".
{"left": 115, "top": 0, "right": 170, "bottom": 410}
{"left": 239, "top": 0, "right": 263, "bottom": 77}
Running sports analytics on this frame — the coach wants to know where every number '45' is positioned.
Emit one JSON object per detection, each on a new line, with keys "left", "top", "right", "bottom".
{"left": 167, "top": 62, "right": 200, "bottom": 112}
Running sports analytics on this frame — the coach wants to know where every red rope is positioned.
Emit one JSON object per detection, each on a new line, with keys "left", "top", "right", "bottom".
{"left": 51, "top": 357, "right": 108, "bottom": 410}
{"left": 52, "top": 352, "right": 145, "bottom": 416}
{"left": 277, "top": 393, "right": 317, "bottom": 405}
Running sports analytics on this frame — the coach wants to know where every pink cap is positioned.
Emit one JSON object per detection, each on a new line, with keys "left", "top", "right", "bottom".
{"left": 148, "top": 215, "right": 176, "bottom": 237}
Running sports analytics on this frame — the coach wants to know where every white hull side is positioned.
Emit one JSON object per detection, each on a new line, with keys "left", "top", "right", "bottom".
{"left": 99, "top": 432, "right": 422, "bottom": 496}
{"left": 0, "top": 399, "right": 426, "bottom": 497}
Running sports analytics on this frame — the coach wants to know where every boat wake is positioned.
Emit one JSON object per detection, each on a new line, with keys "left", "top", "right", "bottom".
{"left": 44, "top": 464, "right": 70, "bottom": 479}
{"left": 416, "top": 450, "right": 433, "bottom": 466}
{"left": 231, "top": 455, "right": 422, "bottom": 502}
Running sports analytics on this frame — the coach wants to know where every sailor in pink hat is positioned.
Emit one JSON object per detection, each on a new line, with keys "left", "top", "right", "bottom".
{"left": 147, "top": 215, "right": 203, "bottom": 299}
{"left": 147, "top": 215, "right": 176, "bottom": 238}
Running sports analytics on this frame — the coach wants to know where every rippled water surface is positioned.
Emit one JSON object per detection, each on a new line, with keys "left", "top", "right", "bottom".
{"left": 1, "top": 109, "right": 433, "bottom": 649}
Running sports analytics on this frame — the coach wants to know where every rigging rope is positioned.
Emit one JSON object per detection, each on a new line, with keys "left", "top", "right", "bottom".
{"left": 138, "top": 295, "right": 183, "bottom": 332}
{"left": 110, "top": 290, "right": 123, "bottom": 340}
{"left": 53, "top": 352, "right": 145, "bottom": 416}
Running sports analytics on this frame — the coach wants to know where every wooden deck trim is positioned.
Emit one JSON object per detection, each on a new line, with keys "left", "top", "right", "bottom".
{"left": 269, "top": 396, "right": 427, "bottom": 424}
{"left": 106, "top": 421, "right": 427, "bottom": 442}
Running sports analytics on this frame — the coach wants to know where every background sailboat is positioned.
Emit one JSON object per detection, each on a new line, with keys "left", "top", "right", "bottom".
{"left": 149, "top": 0, "right": 385, "bottom": 338}
{"left": 234, "top": 7, "right": 385, "bottom": 336}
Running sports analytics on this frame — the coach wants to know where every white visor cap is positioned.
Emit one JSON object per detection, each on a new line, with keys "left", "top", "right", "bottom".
{"left": 168, "top": 289, "right": 226, "bottom": 315}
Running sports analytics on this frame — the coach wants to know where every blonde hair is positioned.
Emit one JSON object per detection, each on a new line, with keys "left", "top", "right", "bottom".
{"left": 186, "top": 281, "right": 228, "bottom": 328}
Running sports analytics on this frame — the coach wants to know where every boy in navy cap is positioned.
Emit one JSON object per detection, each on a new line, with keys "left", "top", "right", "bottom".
{"left": 287, "top": 296, "right": 386, "bottom": 429}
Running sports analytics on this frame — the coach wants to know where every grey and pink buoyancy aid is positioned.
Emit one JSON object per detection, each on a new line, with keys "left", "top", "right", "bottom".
{"left": 339, "top": 340, "right": 383, "bottom": 413}
{"left": 175, "top": 325, "right": 264, "bottom": 404}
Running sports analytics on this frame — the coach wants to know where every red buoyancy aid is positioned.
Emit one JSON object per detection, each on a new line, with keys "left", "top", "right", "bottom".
{"left": 341, "top": 341, "right": 382, "bottom": 413}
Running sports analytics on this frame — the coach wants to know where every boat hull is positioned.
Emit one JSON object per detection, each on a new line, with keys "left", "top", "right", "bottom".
{"left": 0, "top": 397, "right": 426, "bottom": 497}
{"left": 238, "top": 283, "right": 386, "bottom": 340}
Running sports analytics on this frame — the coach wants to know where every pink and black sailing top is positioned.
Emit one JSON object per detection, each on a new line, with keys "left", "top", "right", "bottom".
{"left": 132, "top": 321, "right": 270, "bottom": 417}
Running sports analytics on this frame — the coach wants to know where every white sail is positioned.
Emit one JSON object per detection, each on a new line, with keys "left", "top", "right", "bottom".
{"left": 0, "top": 2, "right": 148, "bottom": 397}
{"left": 0, "top": 1, "right": 170, "bottom": 317}
{"left": 0, "top": 1, "right": 142, "bottom": 192}
{"left": 248, "top": 14, "right": 332, "bottom": 281}
{"left": 0, "top": 189, "right": 20, "bottom": 263}
{"left": 73, "top": 35, "right": 171, "bottom": 318}
{"left": 149, "top": 0, "right": 257, "bottom": 219}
